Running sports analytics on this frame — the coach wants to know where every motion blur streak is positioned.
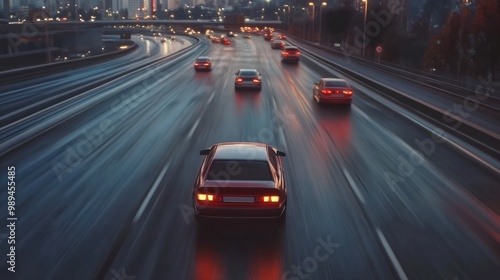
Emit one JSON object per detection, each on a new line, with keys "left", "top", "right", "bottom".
{"left": 0, "top": 32, "right": 498, "bottom": 280}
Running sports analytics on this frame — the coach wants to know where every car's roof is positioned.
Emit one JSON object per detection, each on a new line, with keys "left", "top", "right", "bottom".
{"left": 321, "top": 78, "right": 350, "bottom": 88}
{"left": 196, "top": 56, "right": 211, "bottom": 60}
{"left": 322, "top": 78, "right": 347, "bottom": 82}
{"left": 213, "top": 142, "right": 269, "bottom": 161}
{"left": 238, "top": 69, "right": 259, "bottom": 75}
{"left": 283, "top": 45, "right": 298, "bottom": 49}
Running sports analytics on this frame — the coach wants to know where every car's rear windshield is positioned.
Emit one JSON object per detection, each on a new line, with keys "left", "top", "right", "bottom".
{"left": 197, "top": 58, "right": 210, "bottom": 62}
{"left": 207, "top": 160, "right": 272, "bottom": 181}
{"left": 325, "top": 81, "right": 349, "bottom": 87}
{"left": 239, "top": 70, "right": 258, "bottom": 76}
{"left": 285, "top": 47, "right": 298, "bottom": 52}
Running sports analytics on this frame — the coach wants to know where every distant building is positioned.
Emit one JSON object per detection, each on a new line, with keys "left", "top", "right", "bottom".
{"left": 167, "top": 0, "right": 180, "bottom": 10}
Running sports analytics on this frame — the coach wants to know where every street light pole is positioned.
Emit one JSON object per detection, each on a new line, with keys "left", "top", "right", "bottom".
{"left": 362, "top": 0, "right": 368, "bottom": 58}
{"left": 319, "top": 2, "right": 327, "bottom": 44}
{"left": 284, "top": 5, "right": 290, "bottom": 31}
{"left": 308, "top": 2, "right": 315, "bottom": 42}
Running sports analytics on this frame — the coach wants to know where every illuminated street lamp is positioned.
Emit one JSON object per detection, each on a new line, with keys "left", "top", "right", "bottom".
{"left": 319, "top": 2, "right": 327, "bottom": 44}
{"left": 362, "top": 0, "right": 368, "bottom": 58}
{"left": 308, "top": 2, "right": 314, "bottom": 42}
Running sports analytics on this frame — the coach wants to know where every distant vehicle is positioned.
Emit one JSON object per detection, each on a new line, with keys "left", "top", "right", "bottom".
{"left": 235, "top": 69, "right": 262, "bottom": 90}
{"left": 160, "top": 37, "right": 166, "bottom": 42}
{"left": 313, "top": 78, "right": 353, "bottom": 105}
{"left": 281, "top": 46, "right": 301, "bottom": 63}
{"left": 243, "top": 34, "right": 251, "bottom": 39}
{"left": 193, "top": 142, "right": 287, "bottom": 222}
{"left": 194, "top": 56, "right": 213, "bottom": 71}
{"left": 227, "top": 31, "right": 235, "bottom": 37}
{"left": 270, "top": 37, "right": 275, "bottom": 42}
{"left": 170, "top": 36, "right": 175, "bottom": 41}
{"left": 221, "top": 37, "right": 230, "bottom": 45}
{"left": 263, "top": 31, "right": 272, "bottom": 41}
{"left": 54, "top": 56, "right": 68, "bottom": 62}
{"left": 211, "top": 36, "right": 220, "bottom": 43}
{"left": 271, "top": 40, "right": 285, "bottom": 49}
{"left": 277, "top": 33, "right": 287, "bottom": 40}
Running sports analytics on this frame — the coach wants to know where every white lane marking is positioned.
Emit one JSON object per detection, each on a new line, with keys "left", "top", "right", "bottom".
{"left": 278, "top": 127, "right": 288, "bottom": 151}
{"left": 207, "top": 91, "right": 215, "bottom": 104}
{"left": 187, "top": 117, "right": 201, "bottom": 139}
{"left": 376, "top": 228, "right": 409, "bottom": 280}
{"left": 271, "top": 95, "right": 278, "bottom": 109}
{"left": 342, "top": 167, "right": 366, "bottom": 204}
{"left": 133, "top": 160, "right": 172, "bottom": 225}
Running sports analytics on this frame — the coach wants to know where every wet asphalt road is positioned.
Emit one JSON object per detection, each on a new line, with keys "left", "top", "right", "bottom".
{"left": 0, "top": 33, "right": 498, "bottom": 280}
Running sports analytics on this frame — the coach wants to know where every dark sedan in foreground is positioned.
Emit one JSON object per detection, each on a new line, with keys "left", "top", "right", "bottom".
{"left": 234, "top": 69, "right": 262, "bottom": 90}
{"left": 194, "top": 56, "right": 213, "bottom": 71}
{"left": 193, "top": 142, "right": 287, "bottom": 221}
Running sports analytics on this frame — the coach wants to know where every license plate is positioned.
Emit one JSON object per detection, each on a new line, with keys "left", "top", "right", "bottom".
{"left": 223, "top": 196, "right": 255, "bottom": 203}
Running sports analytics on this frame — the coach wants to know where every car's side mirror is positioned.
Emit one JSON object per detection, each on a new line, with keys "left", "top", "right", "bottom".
{"left": 200, "top": 149, "right": 210, "bottom": 155}
{"left": 277, "top": 151, "right": 286, "bottom": 157}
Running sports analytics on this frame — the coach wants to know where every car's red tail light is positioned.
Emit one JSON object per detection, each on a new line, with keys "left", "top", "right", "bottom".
{"left": 197, "top": 193, "right": 222, "bottom": 202}
{"left": 253, "top": 79, "right": 261, "bottom": 83}
{"left": 321, "top": 89, "right": 332, "bottom": 94}
{"left": 194, "top": 63, "right": 199, "bottom": 66}
{"left": 282, "top": 51, "right": 289, "bottom": 55}
{"left": 236, "top": 78, "right": 243, "bottom": 82}
{"left": 204, "top": 63, "right": 210, "bottom": 66}
{"left": 343, "top": 90, "right": 353, "bottom": 95}
{"left": 256, "top": 196, "right": 280, "bottom": 203}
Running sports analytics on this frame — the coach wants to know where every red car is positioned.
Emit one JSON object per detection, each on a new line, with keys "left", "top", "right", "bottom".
{"left": 277, "top": 33, "right": 287, "bottom": 40}
{"left": 221, "top": 37, "right": 230, "bottom": 45}
{"left": 313, "top": 78, "right": 353, "bottom": 105}
{"left": 193, "top": 142, "right": 287, "bottom": 221}
{"left": 194, "top": 56, "right": 213, "bottom": 71}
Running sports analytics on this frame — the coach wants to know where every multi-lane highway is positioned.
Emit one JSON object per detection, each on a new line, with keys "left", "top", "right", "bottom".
{"left": 0, "top": 32, "right": 498, "bottom": 280}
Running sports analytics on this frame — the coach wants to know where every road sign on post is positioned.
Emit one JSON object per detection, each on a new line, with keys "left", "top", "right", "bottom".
{"left": 376, "top": 45, "right": 382, "bottom": 63}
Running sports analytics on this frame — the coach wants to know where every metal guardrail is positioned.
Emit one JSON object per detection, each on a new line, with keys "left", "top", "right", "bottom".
{"left": 0, "top": 41, "right": 138, "bottom": 84}
{"left": 283, "top": 33, "right": 500, "bottom": 112}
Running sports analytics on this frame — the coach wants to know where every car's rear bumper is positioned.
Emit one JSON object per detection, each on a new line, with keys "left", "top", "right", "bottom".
{"left": 235, "top": 82, "right": 261, "bottom": 89}
{"left": 195, "top": 66, "right": 211, "bottom": 71}
{"left": 196, "top": 204, "right": 286, "bottom": 218}
{"left": 282, "top": 57, "right": 300, "bottom": 62}
{"left": 319, "top": 97, "right": 352, "bottom": 104}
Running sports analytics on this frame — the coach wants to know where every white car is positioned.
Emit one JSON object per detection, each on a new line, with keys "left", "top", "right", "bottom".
{"left": 313, "top": 78, "right": 353, "bottom": 105}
